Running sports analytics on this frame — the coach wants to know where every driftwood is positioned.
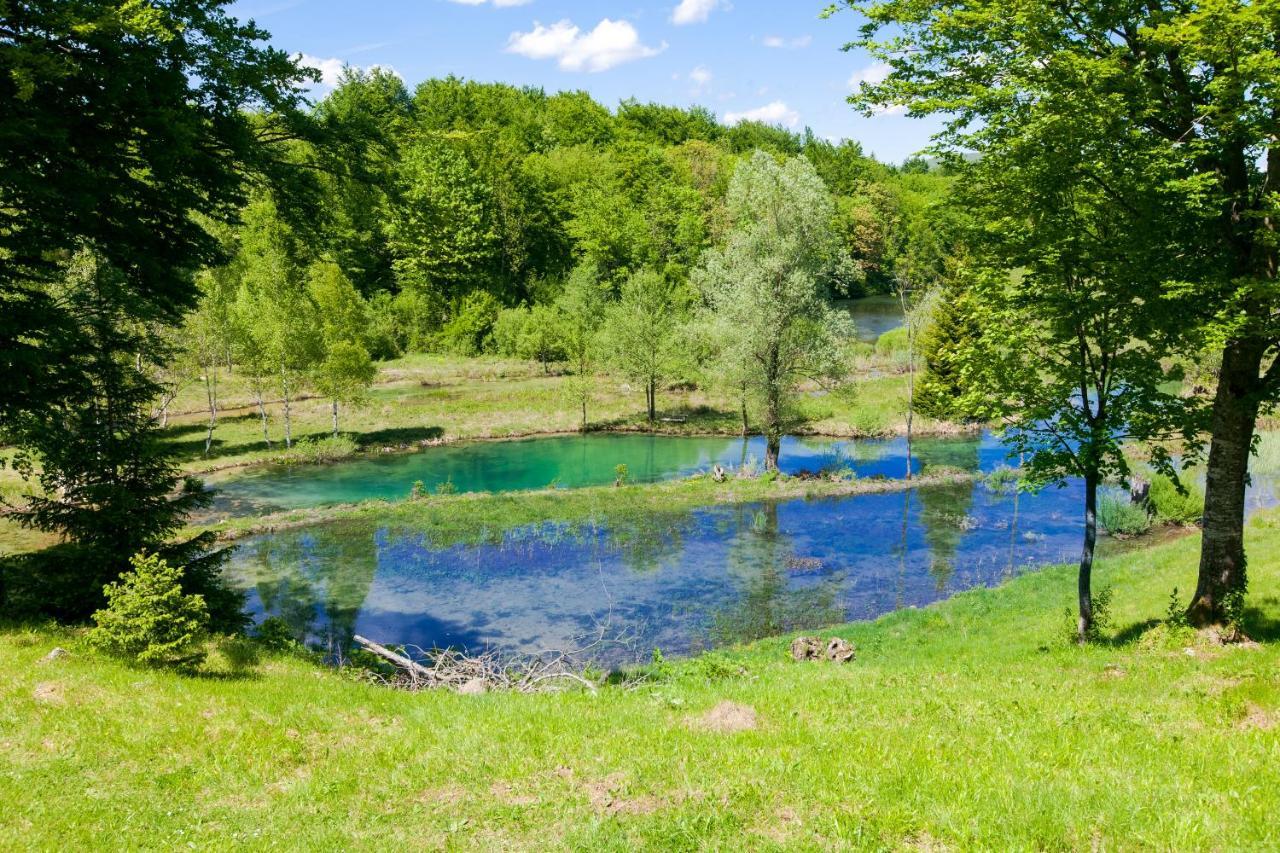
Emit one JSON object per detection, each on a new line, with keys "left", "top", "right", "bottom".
{"left": 353, "top": 634, "right": 601, "bottom": 694}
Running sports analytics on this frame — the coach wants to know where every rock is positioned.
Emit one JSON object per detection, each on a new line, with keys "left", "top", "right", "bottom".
{"left": 41, "top": 648, "right": 70, "bottom": 664}
{"left": 791, "top": 636, "right": 855, "bottom": 663}
{"left": 712, "top": 464, "right": 728, "bottom": 483}
{"left": 825, "top": 638, "right": 856, "bottom": 664}
{"left": 790, "top": 636, "right": 824, "bottom": 661}
{"left": 457, "top": 678, "right": 488, "bottom": 695}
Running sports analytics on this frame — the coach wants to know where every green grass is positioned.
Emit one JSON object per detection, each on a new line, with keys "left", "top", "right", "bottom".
{"left": 5, "top": 515, "right": 1279, "bottom": 848}
{"left": 200, "top": 469, "right": 982, "bottom": 545}
{"left": 153, "top": 352, "right": 947, "bottom": 477}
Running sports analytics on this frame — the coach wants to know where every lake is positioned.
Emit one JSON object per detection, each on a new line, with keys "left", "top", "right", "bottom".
{"left": 205, "top": 431, "right": 1009, "bottom": 518}
{"left": 226, "top": 478, "right": 1084, "bottom": 667}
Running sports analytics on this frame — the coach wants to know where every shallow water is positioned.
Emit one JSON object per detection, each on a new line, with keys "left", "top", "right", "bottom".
{"left": 205, "top": 431, "right": 1009, "bottom": 518}
{"left": 840, "top": 295, "right": 906, "bottom": 342}
{"left": 226, "top": 478, "right": 1087, "bottom": 667}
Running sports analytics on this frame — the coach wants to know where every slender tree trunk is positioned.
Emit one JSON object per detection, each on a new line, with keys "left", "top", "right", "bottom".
{"left": 1190, "top": 339, "right": 1264, "bottom": 624}
{"left": 740, "top": 389, "right": 749, "bottom": 437}
{"left": 1077, "top": 470, "right": 1099, "bottom": 644}
{"left": 203, "top": 366, "right": 218, "bottom": 458}
{"left": 647, "top": 378, "right": 656, "bottom": 424}
{"left": 255, "top": 391, "right": 271, "bottom": 449}
{"left": 332, "top": 400, "right": 339, "bottom": 438}
{"left": 281, "top": 371, "right": 293, "bottom": 449}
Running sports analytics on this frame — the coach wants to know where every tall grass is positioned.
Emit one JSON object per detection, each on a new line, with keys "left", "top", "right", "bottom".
{"left": 1098, "top": 489, "right": 1152, "bottom": 536}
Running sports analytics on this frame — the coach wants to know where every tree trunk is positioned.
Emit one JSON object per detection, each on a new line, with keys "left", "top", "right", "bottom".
{"left": 740, "top": 391, "right": 749, "bottom": 437}
{"left": 255, "top": 392, "right": 271, "bottom": 449}
{"left": 1190, "top": 339, "right": 1264, "bottom": 624}
{"left": 647, "top": 379, "right": 656, "bottom": 424}
{"left": 281, "top": 373, "right": 293, "bottom": 449}
{"left": 1077, "top": 470, "right": 1099, "bottom": 644}
{"left": 332, "top": 400, "right": 339, "bottom": 438}
{"left": 203, "top": 368, "right": 217, "bottom": 458}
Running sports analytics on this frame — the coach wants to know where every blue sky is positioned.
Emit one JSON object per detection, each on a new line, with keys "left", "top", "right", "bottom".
{"left": 229, "top": 0, "right": 944, "bottom": 163}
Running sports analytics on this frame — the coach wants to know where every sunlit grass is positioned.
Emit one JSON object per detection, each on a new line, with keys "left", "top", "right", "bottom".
{"left": 3, "top": 514, "right": 1279, "bottom": 848}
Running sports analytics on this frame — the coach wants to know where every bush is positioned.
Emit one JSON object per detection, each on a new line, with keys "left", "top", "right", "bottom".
{"left": 438, "top": 291, "right": 501, "bottom": 356}
{"left": 254, "top": 616, "right": 302, "bottom": 652}
{"left": 274, "top": 435, "right": 358, "bottom": 466}
{"left": 1097, "top": 491, "right": 1152, "bottom": 536}
{"left": 216, "top": 635, "right": 261, "bottom": 674}
{"left": 491, "top": 306, "right": 530, "bottom": 357}
{"left": 87, "top": 553, "right": 210, "bottom": 671}
{"left": 875, "top": 326, "right": 910, "bottom": 356}
{"left": 1148, "top": 475, "right": 1204, "bottom": 526}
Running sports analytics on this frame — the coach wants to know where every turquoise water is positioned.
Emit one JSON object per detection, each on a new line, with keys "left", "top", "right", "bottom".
{"left": 205, "top": 432, "right": 1010, "bottom": 518}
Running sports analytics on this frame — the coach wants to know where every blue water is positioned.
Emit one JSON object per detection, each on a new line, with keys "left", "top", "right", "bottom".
{"left": 227, "top": 478, "right": 1084, "bottom": 666}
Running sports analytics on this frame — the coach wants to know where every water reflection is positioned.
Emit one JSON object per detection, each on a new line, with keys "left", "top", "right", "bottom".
{"left": 204, "top": 431, "right": 1009, "bottom": 518}
{"left": 225, "top": 478, "right": 1086, "bottom": 667}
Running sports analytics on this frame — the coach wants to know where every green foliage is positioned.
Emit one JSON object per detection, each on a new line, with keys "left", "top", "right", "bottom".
{"left": 916, "top": 275, "right": 984, "bottom": 421}
{"left": 253, "top": 616, "right": 302, "bottom": 651}
{"left": 88, "top": 553, "right": 210, "bottom": 671}
{"left": 1063, "top": 586, "right": 1113, "bottom": 646}
{"left": 874, "top": 326, "right": 909, "bottom": 356}
{"left": 614, "top": 464, "right": 630, "bottom": 487}
{"left": 0, "top": 0, "right": 316, "bottom": 425}
{"left": 1098, "top": 493, "right": 1152, "bottom": 537}
{"left": 216, "top": 635, "right": 261, "bottom": 675}
{"left": 602, "top": 268, "right": 690, "bottom": 421}
{"left": 273, "top": 436, "right": 359, "bottom": 466}
{"left": 1149, "top": 476, "right": 1205, "bottom": 526}
{"left": 438, "top": 291, "right": 502, "bottom": 356}
{"left": 695, "top": 152, "right": 857, "bottom": 469}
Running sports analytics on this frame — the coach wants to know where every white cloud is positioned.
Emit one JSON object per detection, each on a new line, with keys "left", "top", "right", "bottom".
{"left": 296, "top": 54, "right": 401, "bottom": 90}
{"left": 847, "top": 63, "right": 905, "bottom": 115}
{"left": 762, "top": 34, "right": 812, "bottom": 49}
{"left": 506, "top": 19, "right": 666, "bottom": 72}
{"left": 448, "top": 0, "right": 532, "bottom": 6}
{"left": 722, "top": 100, "right": 800, "bottom": 128}
{"left": 672, "top": 0, "right": 729, "bottom": 26}
{"left": 689, "top": 65, "right": 713, "bottom": 90}
{"left": 298, "top": 54, "right": 346, "bottom": 87}
{"left": 848, "top": 62, "right": 892, "bottom": 88}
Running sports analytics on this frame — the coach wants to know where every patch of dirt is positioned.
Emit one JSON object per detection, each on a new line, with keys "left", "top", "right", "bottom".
{"left": 1102, "top": 664, "right": 1127, "bottom": 679}
{"left": 694, "top": 701, "right": 758, "bottom": 733}
{"left": 33, "top": 682, "right": 64, "bottom": 705}
{"left": 1238, "top": 703, "right": 1276, "bottom": 731}
{"left": 582, "top": 773, "right": 661, "bottom": 816}
{"left": 489, "top": 781, "right": 539, "bottom": 807}
{"left": 755, "top": 806, "right": 803, "bottom": 844}
{"left": 417, "top": 784, "right": 466, "bottom": 806}
{"left": 903, "top": 830, "right": 957, "bottom": 852}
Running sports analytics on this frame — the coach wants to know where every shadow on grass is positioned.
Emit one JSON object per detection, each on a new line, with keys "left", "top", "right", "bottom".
{"left": 354, "top": 426, "right": 445, "bottom": 449}
{"left": 1109, "top": 619, "right": 1162, "bottom": 647}
{"left": 1242, "top": 602, "right": 1280, "bottom": 643}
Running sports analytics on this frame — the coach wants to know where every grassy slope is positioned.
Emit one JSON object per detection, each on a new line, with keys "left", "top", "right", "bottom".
{"left": 5, "top": 517, "right": 1279, "bottom": 849}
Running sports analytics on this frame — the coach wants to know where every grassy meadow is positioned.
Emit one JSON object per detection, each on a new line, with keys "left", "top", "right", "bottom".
{"left": 4, "top": 513, "right": 1279, "bottom": 849}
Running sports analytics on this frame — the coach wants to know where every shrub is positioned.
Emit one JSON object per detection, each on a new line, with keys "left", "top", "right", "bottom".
{"left": 274, "top": 435, "right": 358, "bottom": 466}
{"left": 1098, "top": 491, "right": 1152, "bottom": 536}
{"left": 875, "top": 326, "right": 910, "bottom": 356}
{"left": 438, "top": 291, "right": 501, "bottom": 356}
{"left": 216, "top": 635, "right": 261, "bottom": 674}
{"left": 491, "top": 306, "right": 530, "bottom": 357}
{"left": 1148, "top": 475, "right": 1204, "bottom": 526}
{"left": 88, "top": 553, "right": 210, "bottom": 671}
{"left": 254, "top": 616, "right": 302, "bottom": 652}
